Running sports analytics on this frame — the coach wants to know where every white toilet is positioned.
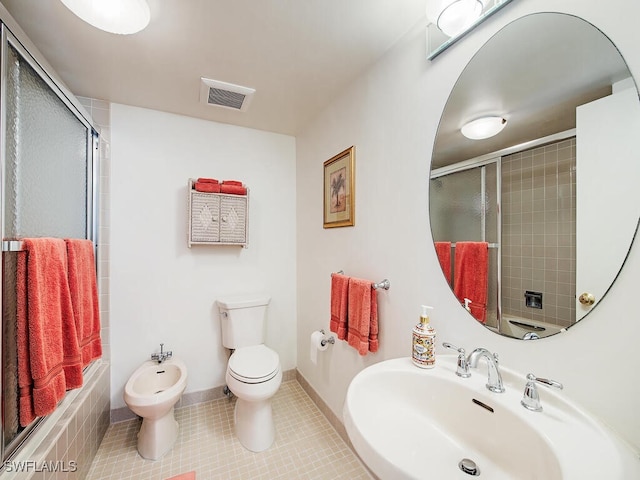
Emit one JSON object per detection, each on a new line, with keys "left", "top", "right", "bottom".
{"left": 217, "top": 293, "right": 282, "bottom": 452}
{"left": 123, "top": 357, "right": 188, "bottom": 460}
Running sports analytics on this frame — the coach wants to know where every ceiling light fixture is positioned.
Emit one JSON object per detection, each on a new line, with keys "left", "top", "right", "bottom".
{"left": 461, "top": 116, "right": 507, "bottom": 140}
{"left": 59, "top": 0, "right": 151, "bottom": 35}
{"left": 426, "top": 0, "right": 484, "bottom": 38}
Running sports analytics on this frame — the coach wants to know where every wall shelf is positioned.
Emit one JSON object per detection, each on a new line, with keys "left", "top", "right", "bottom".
{"left": 187, "top": 178, "right": 249, "bottom": 248}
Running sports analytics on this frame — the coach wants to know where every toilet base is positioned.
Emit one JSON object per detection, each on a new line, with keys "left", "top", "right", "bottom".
{"left": 136, "top": 407, "right": 179, "bottom": 460}
{"left": 234, "top": 398, "right": 275, "bottom": 452}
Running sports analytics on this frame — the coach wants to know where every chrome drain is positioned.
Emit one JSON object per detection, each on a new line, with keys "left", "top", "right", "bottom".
{"left": 459, "top": 458, "right": 480, "bottom": 476}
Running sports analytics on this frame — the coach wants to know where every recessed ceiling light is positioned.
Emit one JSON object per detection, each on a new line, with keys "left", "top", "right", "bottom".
{"left": 59, "top": 0, "right": 151, "bottom": 35}
{"left": 461, "top": 116, "right": 507, "bottom": 140}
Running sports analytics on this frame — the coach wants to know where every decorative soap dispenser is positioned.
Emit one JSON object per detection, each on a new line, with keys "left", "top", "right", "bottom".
{"left": 412, "top": 305, "right": 436, "bottom": 368}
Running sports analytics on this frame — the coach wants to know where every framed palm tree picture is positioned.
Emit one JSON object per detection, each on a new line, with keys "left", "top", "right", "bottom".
{"left": 323, "top": 146, "right": 355, "bottom": 228}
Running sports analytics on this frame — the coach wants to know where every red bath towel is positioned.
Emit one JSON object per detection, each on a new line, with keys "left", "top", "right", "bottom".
{"left": 222, "top": 180, "right": 243, "bottom": 186}
{"left": 17, "top": 238, "right": 83, "bottom": 426}
{"left": 347, "top": 277, "right": 379, "bottom": 355}
{"left": 65, "top": 239, "right": 102, "bottom": 367}
{"left": 453, "top": 242, "right": 489, "bottom": 323}
{"left": 196, "top": 178, "right": 218, "bottom": 184}
{"left": 434, "top": 242, "right": 452, "bottom": 284}
{"left": 329, "top": 273, "right": 349, "bottom": 340}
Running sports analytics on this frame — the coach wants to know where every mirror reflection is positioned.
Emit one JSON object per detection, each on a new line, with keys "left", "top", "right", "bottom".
{"left": 429, "top": 13, "right": 640, "bottom": 339}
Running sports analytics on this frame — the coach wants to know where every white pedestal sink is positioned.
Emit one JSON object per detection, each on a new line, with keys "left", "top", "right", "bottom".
{"left": 343, "top": 355, "right": 640, "bottom": 479}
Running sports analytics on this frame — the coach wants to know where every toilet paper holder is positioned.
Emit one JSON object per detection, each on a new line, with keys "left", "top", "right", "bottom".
{"left": 319, "top": 329, "right": 336, "bottom": 347}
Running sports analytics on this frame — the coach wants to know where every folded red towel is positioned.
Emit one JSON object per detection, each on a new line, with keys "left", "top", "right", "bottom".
{"left": 197, "top": 178, "right": 218, "bottom": 184}
{"left": 65, "top": 239, "right": 102, "bottom": 367}
{"left": 195, "top": 182, "right": 221, "bottom": 193}
{"left": 329, "top": 273, "right": 349, "bottom": 340}
{"left": 222, "top": 180, "right": 243, "bottom": 186}
{"left": 220, "top": 184, "right": 247, "bottom": 195}
{"left": 17, "top": 238, "right": 83, "bottom": 426}
{"left": 453, "top": 242, "right": 489, "bottom": 323}
{"left": 347, "top": 277, "right": 378, "bottom": 355}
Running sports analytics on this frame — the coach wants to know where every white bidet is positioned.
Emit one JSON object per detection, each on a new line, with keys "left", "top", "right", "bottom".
{"left": 123, "top": 358, "right": 187, "bottom": 460}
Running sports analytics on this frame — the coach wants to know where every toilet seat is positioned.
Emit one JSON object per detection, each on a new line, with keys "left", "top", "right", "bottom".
{"left": 228, "top": 345, "right": 280, "bottom": 384}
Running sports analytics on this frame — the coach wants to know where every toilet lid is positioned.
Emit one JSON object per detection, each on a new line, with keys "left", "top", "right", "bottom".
{"left": 228, "top": 345, "right": 279, "bottom": 382}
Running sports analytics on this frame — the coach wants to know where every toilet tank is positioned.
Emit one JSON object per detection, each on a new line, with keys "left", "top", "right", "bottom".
{"left": 216, "top": 293, "right": 271, "bottom": 349}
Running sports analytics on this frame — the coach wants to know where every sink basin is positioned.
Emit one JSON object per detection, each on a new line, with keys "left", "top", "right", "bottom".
{"left": 343, "top": 356, "right": 640, "bottom": 479}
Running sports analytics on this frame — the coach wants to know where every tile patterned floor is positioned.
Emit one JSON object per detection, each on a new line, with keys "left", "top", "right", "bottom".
{"left": 86, "top": 381, "right": 371, "bottom": 480}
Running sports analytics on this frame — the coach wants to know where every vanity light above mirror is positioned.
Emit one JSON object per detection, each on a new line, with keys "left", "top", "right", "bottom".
{"left": 426, "top": 0, "right": 515, "bottom": 59}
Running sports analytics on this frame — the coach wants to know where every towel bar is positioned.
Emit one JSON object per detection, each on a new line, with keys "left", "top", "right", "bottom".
{"left": 372, "top": 279, "right": 391, "bottom": 290}
{"left": 2, "top": 240, "right": 25, "bottom": 252}
{"left": 450, "top": 242, "right": 499, "bottom": 249}
{"left": 332, "top": 270, "right": 390, "bottom": 291}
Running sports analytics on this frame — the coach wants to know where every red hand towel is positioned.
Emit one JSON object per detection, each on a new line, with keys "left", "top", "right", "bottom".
{"left": 197, "top": 178, "right": 218, "bottom": 184}
{"left": 195, "top": 182, "right": 221, "bottom": 193}
{"left": 453, "top": 242, "right": 489, "bottom": 323}
{"left": 434, "top": 242, "right": 452, "bottom": 285}
{"left": 347, "top": 277, "right": 378, "bottom": 356}
{"left": 17, "top": 238, "right": 83, "bottom": 426}
{"left": 222, "top": 180, "right": 243, "bottom": 186}
{"left": 220, "top": 184, "right": 247, "bottom": 195}
{"left": 368, "top": 288, "right": 379, "bottom": 353}
{"left": 65, "top": 239, "right": 102, "bottom": 367}
{"left": 329, "top": 273, "right": 349, "bottom": 340}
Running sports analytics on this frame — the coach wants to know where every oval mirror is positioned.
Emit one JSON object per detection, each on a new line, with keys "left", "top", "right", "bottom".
{"left": 429, "top": 13, "right": 640, "bottom": 339}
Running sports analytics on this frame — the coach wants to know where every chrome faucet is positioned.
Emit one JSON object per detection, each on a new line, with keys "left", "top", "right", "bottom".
{"left": 521, "top": 373, "right": 563, "bottom": 411}
{"left": 467, "top": 348, "right": 505, "bottom": 393}
{"left": 151, "top": 343, "right": 172, "bottom": 364}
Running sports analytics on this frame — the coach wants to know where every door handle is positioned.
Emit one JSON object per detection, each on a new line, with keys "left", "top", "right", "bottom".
{"left": 578, "top": 292, "right": 595, "bottom": 305}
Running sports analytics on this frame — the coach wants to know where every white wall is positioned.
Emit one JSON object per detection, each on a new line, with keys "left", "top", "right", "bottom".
{"left": 110, "top": 104, "right": 296, "bottom": 409}
{"left": 296, "top": 0, "right": 640, "bottom": 453}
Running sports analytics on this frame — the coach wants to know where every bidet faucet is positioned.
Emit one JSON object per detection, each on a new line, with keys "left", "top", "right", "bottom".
{"left": 467, "top": 348, "right": 505, "bottom": 393}
{"left": 151, "top": 343, "right": 172, "bottom": 364}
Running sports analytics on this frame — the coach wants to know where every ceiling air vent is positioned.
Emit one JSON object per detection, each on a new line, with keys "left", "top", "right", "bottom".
{"left": 200, "top": 77, "right": 255, "bottom": 112}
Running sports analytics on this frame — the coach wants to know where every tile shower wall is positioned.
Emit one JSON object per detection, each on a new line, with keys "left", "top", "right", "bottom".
{"left": 77, "top": 96, "right": 111, "bottom": 362}
{"left": 501, "top": 138, "right": 576, "bottom": 327}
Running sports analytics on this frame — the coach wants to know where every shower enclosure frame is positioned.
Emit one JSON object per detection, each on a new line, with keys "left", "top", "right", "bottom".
{"left": 431, "top": 155, "right": 503, "bottom": 332}
{"left": 0, "top": 23, "right": 100, "bottom": 462}
{"left": 430, "top": 129, "right": 576, "bottom": 336}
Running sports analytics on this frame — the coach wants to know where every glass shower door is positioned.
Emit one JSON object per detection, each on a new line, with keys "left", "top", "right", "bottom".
{"left": 1, "top": 27, "right": 97, "bottom": 459}
{"left": 3, "top": 43, "right": 90, "bottom": 239}
{"left": 430, "top": 162, "right": 499, "bottom": 328}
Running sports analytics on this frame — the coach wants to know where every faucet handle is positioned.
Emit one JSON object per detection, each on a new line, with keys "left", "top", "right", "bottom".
{"left": 442, "top": 342, "right": 471, "bottom": 378}
{"left": 521, "top": 373, "right": 563, "bottom": 412}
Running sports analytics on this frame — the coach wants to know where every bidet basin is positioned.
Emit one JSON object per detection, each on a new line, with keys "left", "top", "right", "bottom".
{"left": 123, "top": 357, "right": 188, "bottom": 460}
{"left": 343, "top": 356, "right": 640, "bottom": 479}
{"left": 124, "top": 358, "right": 187, "bottom": 413}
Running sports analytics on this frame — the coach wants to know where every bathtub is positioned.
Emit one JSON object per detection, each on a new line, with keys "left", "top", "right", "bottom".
{"left": 494, "top": 314, "right": 567, "bottom": 339}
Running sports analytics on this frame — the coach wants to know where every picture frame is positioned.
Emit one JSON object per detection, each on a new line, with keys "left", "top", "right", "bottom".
{"left": 323, "top": 146, "right": 355, "bottom": 228}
